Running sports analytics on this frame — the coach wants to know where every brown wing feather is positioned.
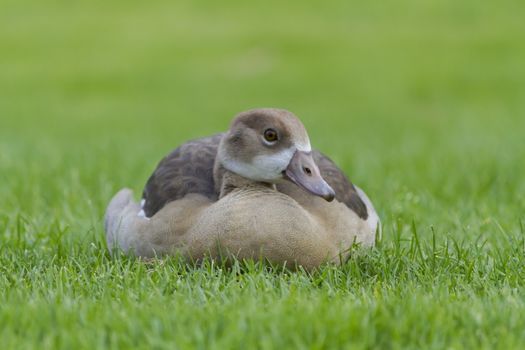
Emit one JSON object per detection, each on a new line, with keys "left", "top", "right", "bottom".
{"left": 312, "top": 151, "right": 368, "bottom": 220}
{"left": 142, "top": 133, "right": 224, "bottom": 217}
{"left": 142, "top": 134, "right": 368, "bottom": 219}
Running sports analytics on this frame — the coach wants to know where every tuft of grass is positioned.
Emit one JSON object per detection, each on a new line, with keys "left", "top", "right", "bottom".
{"left": 1, "top": 0, "right": 525, "bottom": 348}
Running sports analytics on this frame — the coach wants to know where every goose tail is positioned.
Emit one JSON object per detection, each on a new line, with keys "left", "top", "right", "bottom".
{"left": 104, "top": 188, "right": 142, "bottom": 254}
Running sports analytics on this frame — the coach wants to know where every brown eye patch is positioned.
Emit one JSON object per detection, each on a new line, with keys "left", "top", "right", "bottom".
{"left": 263, "top": 129, "right": 278, "bottom": 142}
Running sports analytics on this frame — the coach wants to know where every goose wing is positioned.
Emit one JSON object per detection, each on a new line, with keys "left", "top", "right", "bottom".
{"left": 142, "top": 133, "right": 223, "bottom": 217}
{"left": 142, "top": 134, "right": 368, "bottom": 219}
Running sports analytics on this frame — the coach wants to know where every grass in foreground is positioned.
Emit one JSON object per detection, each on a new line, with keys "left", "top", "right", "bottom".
{"left": 1, "top": 220, "right": 525, "bottom": 348}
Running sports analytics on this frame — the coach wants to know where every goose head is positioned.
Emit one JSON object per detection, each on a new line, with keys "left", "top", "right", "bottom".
{"left": 217, "top": 108, "right": 336, "bottom": 201}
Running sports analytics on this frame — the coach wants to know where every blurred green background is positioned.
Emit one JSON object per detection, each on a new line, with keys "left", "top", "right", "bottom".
{"left": 1, "top": 0, "right": 525, "bottom": 348}
{"left": 2, "top": 0, "right": 524, "bottom": 226}
{"left": 2, "top": 0, "right": 525, "bottom": 217}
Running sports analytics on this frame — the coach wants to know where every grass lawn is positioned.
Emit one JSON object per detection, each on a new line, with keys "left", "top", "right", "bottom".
{"left": 1, "top": 0, "right": 525, "bottom": 348}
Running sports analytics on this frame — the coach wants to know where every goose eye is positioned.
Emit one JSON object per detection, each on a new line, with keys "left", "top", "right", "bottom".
{"left": 263, "top": 129, "right": 278, "bottom": 142}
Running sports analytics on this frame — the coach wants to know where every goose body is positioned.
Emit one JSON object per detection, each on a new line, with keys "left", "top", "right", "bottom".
{"left": 105, "top": 108, "right": 379, "bottom": 269}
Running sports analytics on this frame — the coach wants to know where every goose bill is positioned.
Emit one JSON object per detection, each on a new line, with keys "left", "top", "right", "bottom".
{"left": 284, "top": 150, "right": 335, "bottom": 202}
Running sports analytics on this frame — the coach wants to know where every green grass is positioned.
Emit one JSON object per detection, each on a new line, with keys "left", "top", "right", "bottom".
{"left": 1, "top": 0, "right": 525, "bottom": 348}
